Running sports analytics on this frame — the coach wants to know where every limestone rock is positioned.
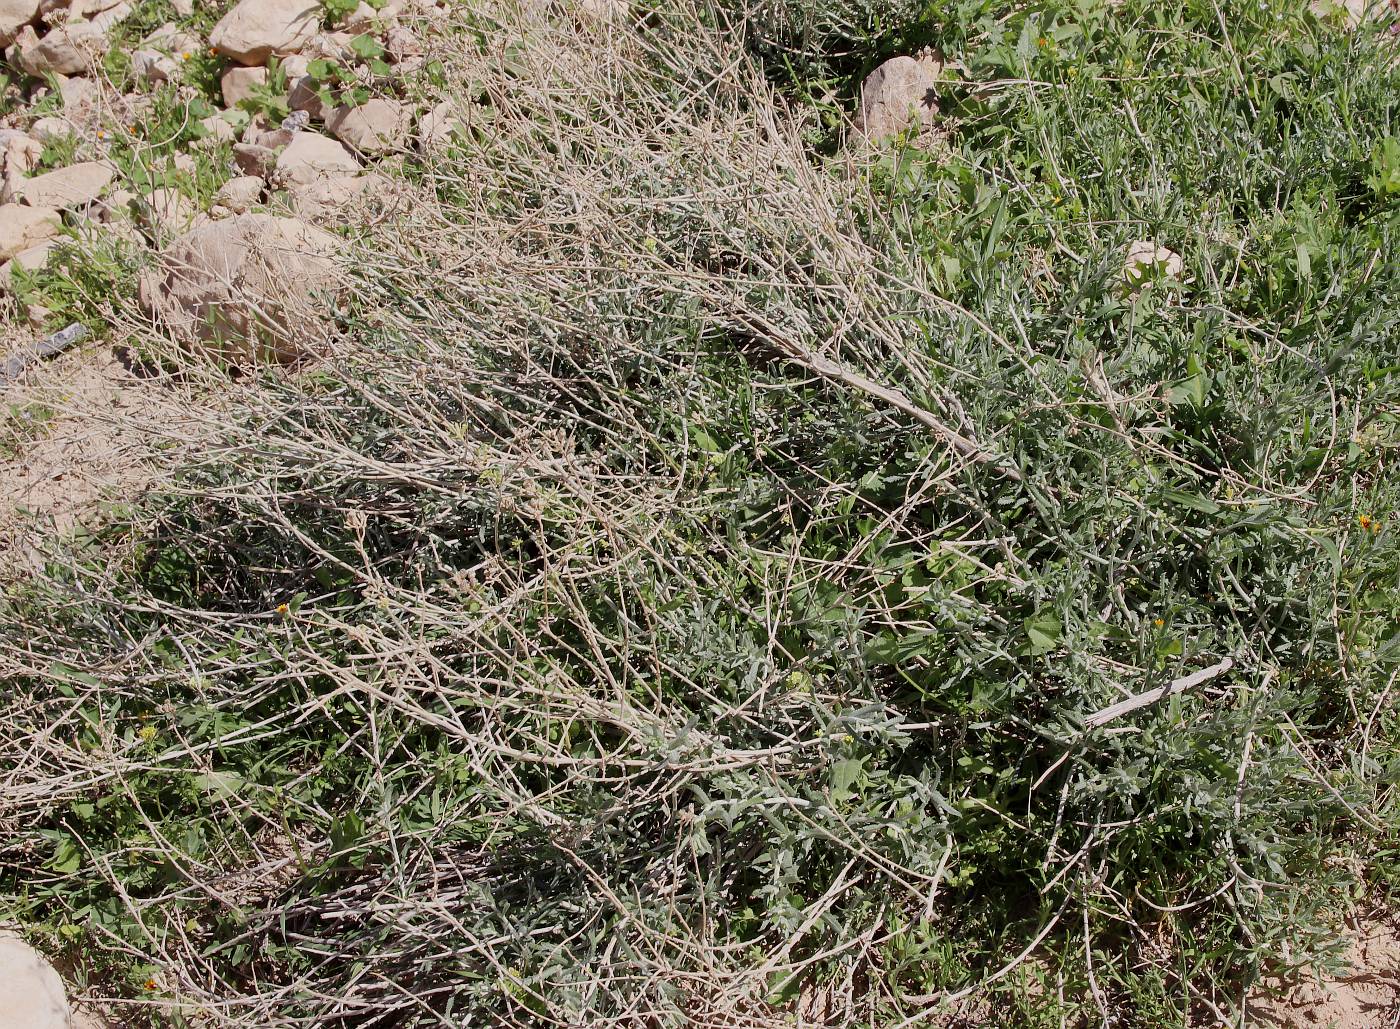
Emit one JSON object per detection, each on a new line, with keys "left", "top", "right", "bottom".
{"left": 271, "top": 130, "right": 359, "bottom": 188}
{"left": 209, "top": 0, "right": 319, "bottom": 65}
{"left": 197, "top": 115, "right": 239, "bottom": 145}
{"left": 384, "top": 22, "right": 421, "bottom": 62}
{"left": 281, "top": 170, "right": 384, "bottom": 218}
{"left": 1309, "top": 0, "right": 1395, "bottom": 24}
{"left": 854, "top": 54, "right": 942, "bottom": 142}
{"left": 221, "top": 65, "right": 268, "bottom": 108}
{"left": 55, "top": 74, "right": 97, "bottom": 111}
{"left": 139, "top": 21, "right": 199, "bottom": 56}
{"left": 1122, "top": 240, "right": 1184, "bottom": 285}
{"left": 39, "top": 0, "right": 124, "bottom": 20}
{"left": 6, "top": 20, "right": 106, "bottom": 75}
{"left": 326, "top": 98, "right": 409, "bottom": 154}
{"left": 232, "top": 142, "right": 278, "bottom": 178}
{"left": 131, "top": 47, "right": 179, "bottom": 83}
{"left": 0, "top": 936, "right": 68, "bottom": 1029}
{"left": 0, "top": 0, "right": 39, "bottom": 48}
{"left": 418, "top": 99, "right": 464, "bottom": 153}
{"left": 142, "top": 212, "right": 343, "bottom": 364}
{"left": 29, "top": 116, "right": 74, "bottom": 144}
{"left": 0, "top": 129, "right": 42, "bottom": 176}
{"left": 6, "top": 161, "right": 112, "bottom": 208}
{"left": 215, "top": 174, "right": 264, "bottom": 212}
{"left": 137, "top": 187, "right": 200, "bottom": 234}
{"left": 0, "top": 203, "right": 60, "bottom": 261}
{"left": 287, "top": 75, "right": 328, "bottom": 120}
{"left": 0, "top": 235, "right": 58, "bottom": 288}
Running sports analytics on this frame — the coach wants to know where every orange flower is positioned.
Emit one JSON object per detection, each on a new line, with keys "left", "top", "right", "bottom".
{"left": 1359, "top": 514, "right": 1374, "bottom": 531}
{"left": 1037, "top": 36, "right": 1048, "bottom": 47}
{"left": 275, "top": 603, "right": 289, "bottom": 616}
{"left": 1153, "top": 617, "right": 1164, "bottom": 628}
{"left": 143, "top": 978, "right": 157, "bottom": 991}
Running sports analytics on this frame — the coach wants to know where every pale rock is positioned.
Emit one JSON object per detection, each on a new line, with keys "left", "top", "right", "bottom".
{"left": 138, "top": 187, "right": 200, "bottom": 233}
{"left": 854, "top": 54, "right": 942, "bottom": 142}
{"left": 197, "top": 115, "right": 240, "bottom": 145}
{"left": 139, "top": 22, "right": 199, "bottom": 57}
{"left": 384, "top": 23, "right": 421, "bottom": 62}
{"left": 281, "top": 170, "right": 384, "bottom": 218}
{"left": 0, "top": 235, "right": 58, "bottom": 288}
{"left": 171, "top": 0, "right": 192, "bottom": 14}
{"left": 279, "top": 53, "right": 311, "bottom": 78}
{"left": 325, "top": 97, "right": 408, "bottom": 154}
{"left": 29, "top": 115, "right": 74, "bottom": 144}
{"left": 238, "top": 111, "right": 278, "bottom": 143}
{"left": 131, "top": 48, "right": 179, "bottom": 84}
{"left": 271, "top": 130, "right": 358, "bottom": 187}
{"left": 6, "top": 160, "right": 112, "bottom": 208}
{"left": 334, "top": 0, "right": 382, "bottom": 31}
{"left": 287, "top": 75, "right": 327, "bottom": 120}
{"left": 40, "top": 0, "right": 123, "bottom": 21}
{"left": 221, "top": 65, "right": 268, "bottom": 108}
{"left": 0, "top": 0, "right": 39, "bottom": 48}
{"left": 1310, "top": 0, "right": 1395, "bottom": 25}
{"left": 209, "top": 0, "right": 319, "bottom": 65}
{"left": 299, "top": 31, "right": 354, "bottom": 60}
{"left": 0, "top": 129, "right": 42, "bottom": 175}
{"left": 25, "top": 301, "right": 51, "bottom": 327}
{"left": 0, "top": 203, "right": 60, "bottom": 260}
{"left": 55, "top": 74, "right": 97, "bottom": 110}
{"left": 232, "top": 142, "right": 277, "bottom": 177}
{"left": 141, "top": 212, "right": 343, "bottom": 364}
{"left": 250, "top": 125, "right": 295, "bottom": 150}
{"left": 7, "top": 21, "right": 104, "bottom": 75}
{"left": 92, "top": 186, "right": 136, "bottom": 223}
{"left": 418, "top": 99, "right": 463, "bottom": 153}
{"left": 215, "top": 174, "right": 263, "bottom": 212}
{"left": 1122, "top": 240, "right": 1184, "bottom": 285}
{"left": 574, "top": 0, "right": 628, "bottom": 22}
{"left": 85, "top": 0, "right": 132, "bottom": 33}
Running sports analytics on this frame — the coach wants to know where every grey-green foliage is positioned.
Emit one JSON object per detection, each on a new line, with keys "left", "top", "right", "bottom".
{"left": 2, "top": 0, "right": 1400, "bottom": 1025}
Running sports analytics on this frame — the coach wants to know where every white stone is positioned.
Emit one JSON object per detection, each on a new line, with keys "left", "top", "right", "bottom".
{"left": 131, "top": 48, "right": 179, "bottom": 84}
{"left": 0, "top": 129, "right": 42, "bottom": 176}
{"left": 1123, "top": 240, "right": 1184, "bottom": 285}
{"left": 215, "top": 174, "right": 264, "bottom": 212}
{"left": 271, "top": 131, "right": 359, "bottom": 188}
{"left": 5, "top": 161, "right": 112, "bottom": 208}
{"left": 0, "top": 0, "right": 39, "bottom": 49}
{"left": 141, "top": 212, "right": 343, "bottom": 364}
{"left": 325, "top": 98, "right": 409, "bottom": 154}
{"left": 29, "top": 116, "right": 74, "bottom": 144}
{"left": 210, "top": 0, "right": 320, "bottom": 65}
{"left": 418, "top": 99, "right": 463, "bottom": 153}
{"left": 221, "top": 65, "right": 268, "bottom": 108}
{"left": 854, "top": 54, "right": 942, "bottom": 142}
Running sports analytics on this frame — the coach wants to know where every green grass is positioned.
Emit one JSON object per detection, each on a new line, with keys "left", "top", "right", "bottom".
{"left": 2, "top": 0, "right": 1399, "bottom": 1024}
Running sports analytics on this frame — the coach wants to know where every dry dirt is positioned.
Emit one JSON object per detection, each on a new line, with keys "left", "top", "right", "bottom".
{"left": 1250, "top": 911, "right": 1400, "bottom": 1029}
{"left": 0, "top": 324, "right": 206, "bottom": 570}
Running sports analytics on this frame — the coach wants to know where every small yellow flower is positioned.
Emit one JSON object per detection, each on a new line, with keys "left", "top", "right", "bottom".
{"left": 180, "top": 51, "right": 191, "bottom": 61}
{"left": 275, "top": 602, "right": 290, "bottom": 617}
{"left": 143, "top": 978, "right": 158, "bottom": 992}
{"left": 1153, "top": 617, "right": 1165, "bottom": 628}
{"left": 1066, "top": 65, "right": 1079, "bottom": 77}
{"left": 1359, "top": 514, "right": 1374, "bottom": 531}
{"left": 139, "top": 724, "right": 157, "bottom": 744}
